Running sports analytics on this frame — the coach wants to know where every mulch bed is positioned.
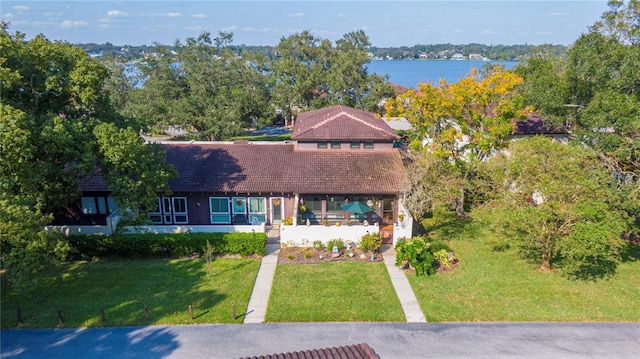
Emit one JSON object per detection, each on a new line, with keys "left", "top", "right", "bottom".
{"left": 278, "top": 247, "right": 384, "bottom": 264}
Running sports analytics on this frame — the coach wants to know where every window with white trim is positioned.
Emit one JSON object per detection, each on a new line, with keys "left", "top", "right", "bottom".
{"left": 209, "top": 197, "right": 230, "bottom": 224}
{"left": 232, "top": 197, "right": 247, "bottom": 224}
{"left": 248, "top": 197, "right": 266, "bottom": 224}
{"left": 150, "top": 196, "right": 188, "bottom": 224}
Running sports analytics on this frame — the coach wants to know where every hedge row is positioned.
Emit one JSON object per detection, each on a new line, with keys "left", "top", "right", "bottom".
{"left": 67, "top": 232, "right": 267, "bottom": 259}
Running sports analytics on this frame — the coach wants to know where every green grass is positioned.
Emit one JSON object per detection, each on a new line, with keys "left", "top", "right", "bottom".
{"left": 407, "top": 209, "right": 640, "bottom": 322}
{"left": 1, "top": 258, "right": 260, "bottom": 328}
{"left": 265, "top": 262, "right": 405, "bottom": 322}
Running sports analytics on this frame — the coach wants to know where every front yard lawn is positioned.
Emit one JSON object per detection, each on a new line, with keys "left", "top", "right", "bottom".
{"left": 1, "top": 258, "right": 260, "bottom": 328}
{"left": 408, "top": 210, "right": 640, "bottom": 322}
{"left": 265, "top": 261, "right": 405, "bottom": 322}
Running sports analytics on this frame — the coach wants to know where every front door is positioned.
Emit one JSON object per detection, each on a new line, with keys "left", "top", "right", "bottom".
{"left": 270, "top": 197, "right": 284, "bottom": 224}
{"left": 380, "top": 198, "right": 394, "bottom": 244}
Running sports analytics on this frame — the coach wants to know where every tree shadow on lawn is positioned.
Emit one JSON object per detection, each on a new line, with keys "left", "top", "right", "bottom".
{"left": 1, "top": 258, "right": 234, "bottom": 328}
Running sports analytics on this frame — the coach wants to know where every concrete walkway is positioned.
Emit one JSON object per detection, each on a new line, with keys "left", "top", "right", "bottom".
{"left": 244, "top": 244, "right": 426, "bottom": 324}
{"left": 243, "top": 244, "right": 280, "bottom": 323}
{"left": 381, "top": 251, "right": 427, "bottom": 323}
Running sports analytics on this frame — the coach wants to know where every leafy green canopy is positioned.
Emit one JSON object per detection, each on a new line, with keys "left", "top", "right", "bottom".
{"left": 486, "top": 136, "right": 627, "bottom": 280}
{"left": 515, "top": 0, "right": 639, "bottom": 220}
{"left": 0, "top": 25, "right": 175, "bottom": 291}
{"left": 126, "top": 32, "right": 273, "bottom": 141}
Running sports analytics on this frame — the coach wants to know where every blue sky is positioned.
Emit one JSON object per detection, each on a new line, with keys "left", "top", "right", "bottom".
{"left": 1, "top": 1, "right": 610, "bottom": 47}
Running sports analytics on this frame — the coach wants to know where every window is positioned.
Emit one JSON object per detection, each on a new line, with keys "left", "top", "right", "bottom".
{"left": 210, "top": 197, "right": 230, "bottom": 223}
{"left": 317, "top": 141, "right": 328, "bottom": 149}
{"left": 151, "top": 196, "right": 188, "bottom": 224}
{"left": 81, "top": 196, "right": 116, "bottom": 215}
{"left": 81, "top": 197, "right": 97, "bottom": 214}
{"left": 326, "top": 196, "right": 346, "bottom": 211}
{"left": 364, "top": 141, "right": 374, "bottom": 149}
{"left": 331, "top": 141, "right": 341, "bottom": 149}
{"left": 232, "top": 197, "right": 247, "bottom": 224}
{"left": 248, "top": 197, "right": 266, "bottom": 224}
{"left": 172, "top": 197, "right": 188, "bottom": 224}
{"left": 350, "top": 141, "right": 360, "bottom": 149}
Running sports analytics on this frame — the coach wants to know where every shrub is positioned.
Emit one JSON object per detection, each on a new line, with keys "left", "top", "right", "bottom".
{"left": 67, "top": 232, "right": 266, "bottom": 259}
{"left": 359, "top": 232, "right": 382, "bottom": 252}
{"left": 326, "top": 238, "right": 345, "bottom": 251}
{"left": 395, "top": 237, "right": 437, "bottom": 277}
{"left": 283, "top": 217, "right": 293, "bottom": 225}
{"left": 428, "top": 240, "right": 451, "bottom": 253}
{"left": 433, "top": 249, "right": 452, "bottom": 269}
{"left": 312, "top": 240, "right": 324, "bottom": 250}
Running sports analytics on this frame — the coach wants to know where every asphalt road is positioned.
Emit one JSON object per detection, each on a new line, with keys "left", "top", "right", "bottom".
{"left": 1, "top": 322, "right": 639, "bottom": 359}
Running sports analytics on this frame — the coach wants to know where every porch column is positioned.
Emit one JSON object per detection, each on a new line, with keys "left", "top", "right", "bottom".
{"left": 293, "top": 193, "right": 299, "bottom": 226}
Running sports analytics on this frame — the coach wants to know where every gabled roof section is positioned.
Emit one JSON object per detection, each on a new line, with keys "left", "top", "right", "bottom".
{"left": 291, "top": 105, "right": 400, "bottom": 141}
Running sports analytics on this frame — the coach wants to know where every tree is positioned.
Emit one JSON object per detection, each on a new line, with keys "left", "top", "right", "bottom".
{"left": 0, "top": 25, "right": 175, "bottom": 290}
{"left": 386, "top": 66, "right": 531, "bottom": 219}
{"left": 486, "top": 136, "right": 626, "bottom": 279}
{"left": 270, "top": 30, "right": 395, "bottom": 122}
{"left": 127, "top": 32, "right": 273, "bottom": 140}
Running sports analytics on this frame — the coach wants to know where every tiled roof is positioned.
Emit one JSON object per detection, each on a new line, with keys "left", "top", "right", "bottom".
{"left": 512, "top": 112, "right": 568, "bottom": 135}
{"left": 79, "top": 142, "right": 407, "bottom": 195}
{"left": 238, "top": 343, "right": 381, "bottom": 359}
{"left": 164, "top": 142, "right": 406, "bottom": 194}
{"left": 292, "top": 105, "right": 400, "bottom": 142}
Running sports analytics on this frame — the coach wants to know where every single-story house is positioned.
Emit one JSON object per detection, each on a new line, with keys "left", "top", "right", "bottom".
{"left": 51, "top": 105, "right": 413, "bottom": 246}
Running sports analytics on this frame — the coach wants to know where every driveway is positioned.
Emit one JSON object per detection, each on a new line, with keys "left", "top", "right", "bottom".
{"left": 2, "top": 322, "right": 638, "bottom": 358}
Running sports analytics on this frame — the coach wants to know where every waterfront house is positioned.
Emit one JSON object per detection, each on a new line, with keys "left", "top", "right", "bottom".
{"left": 51, "top": 105, "right": 412, "bottom": 246}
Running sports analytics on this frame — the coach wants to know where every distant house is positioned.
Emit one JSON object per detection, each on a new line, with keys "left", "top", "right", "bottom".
{"left": 51, "top": 105, "right": 412, "bottom": 246}
{"left": 507, "top": 112, "right": 570, "bottom": 144}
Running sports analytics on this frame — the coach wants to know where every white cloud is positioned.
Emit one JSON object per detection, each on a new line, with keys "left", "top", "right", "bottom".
{"left": 338, "top": 13, "right": 348, "bottom": 18}
{"left": 61, "top": 20, "right": 88, "bottom": 28}
{"left": 547, "top": 12, "right": 567, "bottom": 17}
{"left": 221, "top": 25, "right": 238, "bottom": 31}
{"left": 185, "top": 25, "right": 203, "bottom": 31}
{"left": 2, "top": 13, "right": 14, "bottom": 19}
{"left": 151, "top": 12, "right": 182, "bottom": 17}
{"left": 107, "top": 10, "right": 129, "bottom": 17}
{"left": 44, "top": 12, "right": 63, "bottom": 17}
{"left": 289, "top": 12, "right": 304, "bottom": 17}
{"left": 482, "top": 29, "right": 497, "bottom": 35}
{"left": 537, "top": 31, "right": 553, "bottom": 36}
{"left": 13, "top": 5, "right": 29, "bottom": 12}
{"left": 192, "top": 13, "right": 208, "bottom": 19}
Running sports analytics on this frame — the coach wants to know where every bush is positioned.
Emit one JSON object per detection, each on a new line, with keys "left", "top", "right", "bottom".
{"left": 312, "top": 240, "right": 324, "bottom": 250}
{"left": 395, "top": 237, "right": 437, "bottom": 276}
{"left": 326, "top": 238, "right": 345, "bottom": 251}
{"left": 428, "top": 240, "right": 451, "bottom": 253}
{"left": 67, "top": 232, "right": 266, "bottom": 259}
{"left": 359, "top": 232, "right": 382, "bottom": 252}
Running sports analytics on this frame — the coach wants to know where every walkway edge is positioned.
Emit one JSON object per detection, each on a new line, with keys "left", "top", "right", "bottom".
{"left": 382, "top": 253, "right": 427, "bottom": 323}
{"left": 243, "top": 247, "right": 280, "bottom": 323}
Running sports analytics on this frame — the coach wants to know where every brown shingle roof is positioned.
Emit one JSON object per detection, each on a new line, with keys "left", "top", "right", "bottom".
{"left": 292, "top": 105, "right": 400, "bottom": 142}
{"left": 78, "top": 142, "right": 407, "bottom": 195}
{"left": 237, "top": 343, "right": 381, "bottom": 359}
{"left": 512, "top": 112, "right": 568, "bottom": 135}
{"left": 163, "top": 142, "right": 406, "bottom": 195}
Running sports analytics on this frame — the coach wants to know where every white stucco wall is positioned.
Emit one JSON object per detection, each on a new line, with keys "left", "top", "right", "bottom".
{"left": 280, "top": 224, "right": 379, "bottom": 246}
{"left": 120, "top": 224, "right": 265, "bottom": 234}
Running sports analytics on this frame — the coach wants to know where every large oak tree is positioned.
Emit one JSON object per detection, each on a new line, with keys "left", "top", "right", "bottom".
{"left": 0, "top": 25, "right": 175, "bottom": 291}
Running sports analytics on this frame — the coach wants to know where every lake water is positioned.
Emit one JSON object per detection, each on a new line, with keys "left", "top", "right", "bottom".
{"left": 366, "top": 60, "right": 519, "bottom": 88}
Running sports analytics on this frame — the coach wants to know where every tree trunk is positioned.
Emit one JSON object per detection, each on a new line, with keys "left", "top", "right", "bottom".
{"left": 454, "top": 189, "right": 467, "bottom": 220}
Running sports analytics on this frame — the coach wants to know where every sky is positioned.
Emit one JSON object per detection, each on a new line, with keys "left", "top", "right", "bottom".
{"left": 1, "top": 1, "right": 611, "bottom": 47}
